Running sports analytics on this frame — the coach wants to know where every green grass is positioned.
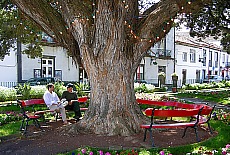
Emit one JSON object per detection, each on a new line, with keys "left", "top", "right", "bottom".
{"left": 0, "top": 121, "right": 21, "bottom": 137}
{"left": 0, "top": 104, "right": 20, "bottom": 112}
{"left": 176, "top": 91, "right": 230, "bottom": 106}
{"left": 166, "top": 120, "right": 230, "bottom": 155}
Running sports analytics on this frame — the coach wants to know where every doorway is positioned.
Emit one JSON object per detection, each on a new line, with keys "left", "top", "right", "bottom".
{"left": 42, "top": 58, "right": 54, "bottom": 77}
{"left": 182, "top": 69, "right": 187, "bottom": 85}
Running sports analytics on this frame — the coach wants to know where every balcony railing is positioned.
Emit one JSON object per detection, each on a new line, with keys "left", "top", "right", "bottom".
{"left": 149, "top": 48, "right": 172, "bottom": 59}
{"left": 226, "top": 62, "right": 230, "bottom": 68}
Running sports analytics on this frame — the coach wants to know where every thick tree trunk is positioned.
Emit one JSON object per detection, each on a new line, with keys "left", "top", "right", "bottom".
{"left": 78, "top": 58, "right": 144, "bottom": 136}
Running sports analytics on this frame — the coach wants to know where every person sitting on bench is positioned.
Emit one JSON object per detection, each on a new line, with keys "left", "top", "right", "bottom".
{"left": 61, "top": 83, "right": 82, "bottom": 121}
{"left": 43, "top": 83, "right": 68, "bottom": 125}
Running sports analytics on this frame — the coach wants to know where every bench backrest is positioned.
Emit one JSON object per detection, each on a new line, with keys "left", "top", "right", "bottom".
{"left": 24, "top": 99, "right": 45, "bottom": 106}
{"left": 78, "top": 97, "right": 88, "bottom": 103}
{"left": 144, "top": 108, "right": 201, "bottom": 117}
{"left": 137, "top": 99, "right": 214, "bottom": 116}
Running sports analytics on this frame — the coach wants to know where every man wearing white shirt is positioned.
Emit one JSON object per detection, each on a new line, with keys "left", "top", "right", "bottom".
{"left": 43, "top": 83, "right": 68, "bottom": 125}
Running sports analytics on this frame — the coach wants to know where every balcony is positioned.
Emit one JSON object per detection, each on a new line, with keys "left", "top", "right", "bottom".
{"left": 149, "top": 48, "right": 172, "bottom": 60}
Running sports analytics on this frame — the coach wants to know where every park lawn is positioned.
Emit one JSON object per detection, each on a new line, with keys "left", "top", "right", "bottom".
{"left": 0, "top": 121, "right": 21, "bottom": 137}
{"left": 176, "top": 91, "right": 230, "bottom": 106}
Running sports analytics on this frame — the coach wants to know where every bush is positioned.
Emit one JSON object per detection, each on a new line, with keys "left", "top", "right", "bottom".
{"left": 16, "top": 83, "right": 31, "bottom": 100}
{"left": 0, "top": 86, "right": 17, "bottom": 102}
{"left": 30, "top": 85, "right": 47, "bottom": 99}
{"left": 134, "top": 83, "right": 155, "bottom": 93}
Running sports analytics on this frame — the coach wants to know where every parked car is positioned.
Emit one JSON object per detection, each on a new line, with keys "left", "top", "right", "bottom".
{"left": 203, "top": 75, "right": 223, "bottom": 83}
{"left": 25, "top": 77, "right": 61, "bottom": 86}
{"left": 134, "top": 80, "right": 148, "bottom": 84}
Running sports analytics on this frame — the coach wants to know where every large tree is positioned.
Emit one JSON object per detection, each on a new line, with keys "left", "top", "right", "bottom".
{"left": 7, "top": 0, "right": 211, "bottom": 136}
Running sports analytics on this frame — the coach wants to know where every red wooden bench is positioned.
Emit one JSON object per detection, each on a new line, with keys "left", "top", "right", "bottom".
{"left": 136, "top": 99, "right": 215, "bottom": 147}
{"left": 17, "top": 99, "right": 45, "bottom": 135}
{"left": 17, "top": 97, "right": 89, "bottom": 131}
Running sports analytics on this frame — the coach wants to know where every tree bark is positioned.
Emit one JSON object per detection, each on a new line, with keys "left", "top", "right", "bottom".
{"left": 81, "top": 61, "right": 144, "bottom": 136}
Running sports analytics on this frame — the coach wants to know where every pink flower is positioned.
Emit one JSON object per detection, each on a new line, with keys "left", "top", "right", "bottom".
{"left": 160, "top": 151, "right": 165, "bottom": 155}
{"left": 226, "top": 144, "right": 230, "bottom": 149}
{"left": 81, "top": 149, "right": 86, "bottom": 154}
{"left": 98, "top": 150, "right": 103, "bottom": 155}
{"left": 89, "top": 152, "right": 93, "bottom": 155}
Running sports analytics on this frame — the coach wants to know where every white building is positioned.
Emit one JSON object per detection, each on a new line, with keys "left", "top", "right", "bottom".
{"left": 0, "top": 42, "right": 81, "bottom": 87}
{"left": 135, "top": 28, "right": 230, "bottom": 87}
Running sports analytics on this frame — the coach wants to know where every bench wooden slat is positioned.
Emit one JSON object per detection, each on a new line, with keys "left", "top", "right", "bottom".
{"left": 140, "top": 121, "right": 197, "bottom": 128}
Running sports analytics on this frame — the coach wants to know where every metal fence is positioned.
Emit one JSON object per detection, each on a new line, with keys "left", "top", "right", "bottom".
{"left": 1, "top": 78, "right": 200, "bottom": 88}
{"left": 0, "top": 82, "right": 18, "bottom": 88}
{"left": 146, "top": 78, "right": 201, "bottom": 88}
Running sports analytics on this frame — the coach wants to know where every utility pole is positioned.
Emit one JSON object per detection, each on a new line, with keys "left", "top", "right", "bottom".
{"left": 173, "top": 27, "right": 176, "bottom": 73}
{"left": 17, "top": 41, "right": 22, "bottom": 83}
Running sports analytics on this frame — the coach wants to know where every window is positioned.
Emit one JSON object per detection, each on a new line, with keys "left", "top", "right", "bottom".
{"left": 190, "top": 49, "right": 196, "bottom": 63}
{"left": 42, "top": 58, "right": 54, "bottom": 77}
{"left": 182, "top": 52, "right": 187, "bottom": 62}
{"left": 209, "top": 51, "right": 212, "bottom": 67}
{"left": 34, "top": 69, "right": 41, "bottom": 78}
{"left": 158, "top": 66, "right": 166, "bottom": 73}
{"left": 222, "top": 54, "right": 225, "bottom": 64}
{"left": 203, "top": 49, "right": 206, "bottom": 66}
{"left": 135, "top": 65, "right": 144, "bottom": 80}
{"left": 55, "top": 70, "right": 62, "bottom": 80}
{"left": 214, "top": 52, "right": 218, "bottom": 68}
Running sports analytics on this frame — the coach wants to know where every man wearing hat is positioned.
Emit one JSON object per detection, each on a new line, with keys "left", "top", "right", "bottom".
{"left": 61, "top": 83, "right": 82, "bottom": 121}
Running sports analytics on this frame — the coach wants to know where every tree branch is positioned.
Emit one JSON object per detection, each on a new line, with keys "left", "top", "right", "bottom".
{"left": 133, "top": 0, "right": 212, "bottom": 64}
{"left": 11, "top": 0, "right": 83, "bottom": 65}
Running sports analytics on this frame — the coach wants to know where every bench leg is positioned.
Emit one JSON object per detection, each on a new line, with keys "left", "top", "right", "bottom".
{"left": 23, "top": 119, "right": 30, "bottom": 135}
{"left": 182, "top": 126, "right": 189, "bottom": 138}
{"left": 182, "top": 126, "right": 200, "bottom": 142}
{"left": 33, "top": 119, "right": 42, "bottom": 129}
{"left": 143, "top": 129, "right": 147, "bottom": 142}
{"left": 148, "top": 129, "right": 155, "bottom": 147}
{"left": 194, "top": 126, "right": 200, "bottom": 142}
{"left": 207, "top": 122, "right": 213, "bottom": 134}
{"left": 20, "top": 118, "right": 25, "bottom": 131}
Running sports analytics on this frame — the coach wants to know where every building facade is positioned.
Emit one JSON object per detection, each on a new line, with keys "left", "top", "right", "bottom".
{"left": 135, "top": 28, "right": 230, "bottom": 87}
{"left": 0, "top": 43, "right": 80, "bottom": 87}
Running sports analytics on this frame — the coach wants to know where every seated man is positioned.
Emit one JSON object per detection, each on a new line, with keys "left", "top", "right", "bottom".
{"left": 43, "top": 83, "right": 68, "bottom": 125}
{"left": 62, "top": 83, "right": 82, "bottom": 121}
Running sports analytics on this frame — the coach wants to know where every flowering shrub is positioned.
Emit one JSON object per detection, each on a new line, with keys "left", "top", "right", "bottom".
{"left": 222, "top": 144, "right": 230, "bottom": 155}
{"left": 212, "top": 109, "right": 230, "bottom": 125}
{"left": 30, "top": 85, "right": 47, "bottom": 99}
{"left": 69, "top": 148, "right": 171, "bottom": 155}
{"left": 187, "top": 144, "right": 230, "bottom": 155}
{"left": 134, "top": 83, "right": 155, "bottom": 93}
{"left": 0, "top": 86, "right": 17, "bottom": 102}
{"left": 182, "top": 81, "right": 230, "bottom": 90}
{"left": 0, "top": 111, "right": 22, "bottom": 126}
{"left": 135, "top": 93, "right": 161, "bottom": 101}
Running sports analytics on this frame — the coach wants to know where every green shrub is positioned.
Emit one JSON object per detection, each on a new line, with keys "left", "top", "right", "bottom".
{"left": 134, "top": 83, "right": 155, "bottom": 93}
{"left": 30, "top": 85, "right": 47, "bottom": 99}
{"left": 74, "top": 83, "right": 87, "bottom": 97}
{"left": 0, "top": 86, "right": 17, "bottom": 102}
{"left": 16, "top": 83, "right": 31, "bottom": 100}
{"left": 53, "top": 82, "right": 66, "bottom": 98}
